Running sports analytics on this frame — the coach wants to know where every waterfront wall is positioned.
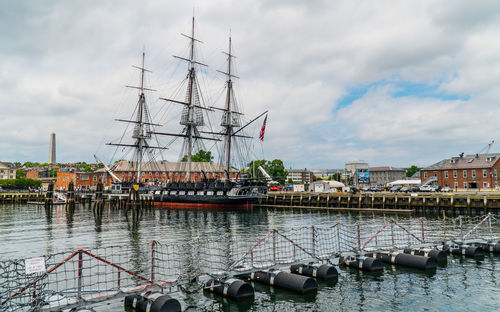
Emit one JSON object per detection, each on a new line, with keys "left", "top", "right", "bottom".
{"left": 259, "top": 192, "right": 500, "bottom": 215}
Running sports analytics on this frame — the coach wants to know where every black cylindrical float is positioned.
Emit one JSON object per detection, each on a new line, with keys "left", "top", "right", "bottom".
{"left": 472, "top": 243, "right": 500, "bottom": 254}
{"left": 124, "top": 293, "right": 145, "bottom": 310}
{"left": 344, "top": 256, "right": 384, "bottom": 272}
{"left": 448, "top": 246, "right": 485, "bottom": 258}
{"left": 204, "top": 278, "right": 254, "bottom": 302}
{"left": 403, "top": 248, "right": 448, "bottom": 263}
{"left": 135, "top": 292, "right": 181, "bottom": 312}
{"left": 244, "top": 271, "right": 317, "bottom": 294}
{"left": 290, "top": 264, "right": 338, "bottom": 280}
{"left": 367, "top": 252, "right": 436, "bottom": 270}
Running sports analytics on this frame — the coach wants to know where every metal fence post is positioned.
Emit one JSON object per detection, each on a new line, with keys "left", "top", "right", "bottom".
{"left": 357, "top": 222, "right": 361, "bottom": 251}
{"left": 151, "top": 240, "right": 156, "bottom": 283}
{"left": 390, "top": 221, "right": 395, "bottom": 247}
{"left": 488, "top": 213, "right": 493, "bottom": 238}
{"left": 77, "top": 249, "right": 83, "bottom": 300}
{"left": 336, "top": 216, "right": 341, "bottom": 255}
{"left": 312, "top": 225, "right": 316, "bottom": 258}
{"left": 273, "top": 229, "right": 277, "bottom": 264}
{"left": 421, "top": 218, "right": 425, "bottom": 242}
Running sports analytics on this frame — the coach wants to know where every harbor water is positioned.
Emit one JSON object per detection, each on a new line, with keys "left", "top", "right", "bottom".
{"left": 1, "top": 203, "right": 499, "bottom": 311}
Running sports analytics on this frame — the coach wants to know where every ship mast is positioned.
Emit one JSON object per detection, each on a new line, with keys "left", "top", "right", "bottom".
{"left": 156, "top": 17, "right": 218, "bottom": 182}
{"left": 107, "top": 52, "right": 166, "bottom": 184}
{"left": 223, "top": 36, "right": 235, "bottom": 178}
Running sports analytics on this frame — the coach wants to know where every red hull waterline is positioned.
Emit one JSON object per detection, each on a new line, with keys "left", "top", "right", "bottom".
{"left": 153, "top": 201, "right": 254, "bottom": 211}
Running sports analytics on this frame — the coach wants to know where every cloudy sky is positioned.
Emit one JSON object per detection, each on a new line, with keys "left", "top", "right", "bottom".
{"left": 2, "top": 0, "right": 500, "bottom": 169}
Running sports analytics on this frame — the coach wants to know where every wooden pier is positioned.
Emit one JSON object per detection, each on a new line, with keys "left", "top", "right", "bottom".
{"left": 259, "top": 192, "right": 500, "bottom": 215}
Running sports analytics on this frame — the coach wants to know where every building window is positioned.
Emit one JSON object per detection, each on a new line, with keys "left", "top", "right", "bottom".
{"left": 483, "top": 182, "right": 488, "bottom": 188}
{"left": 453, "top": 170, "right": 457, "bottom": 178}
{"left": 445, "top": 171, "right": 449, "bottom": 178}
{"left": 424, "top": 172, "right": 427, "bottom": 178}
{"left": 495, "top": 169, "right": 498, "bottom": 178}
{"left": 483, "top": 169, "right": 488, "bottom": 178}
{"left": 93, "top": 176, "right": 97, "bottom": 182}
{"left": 434, "top": 172, "right": 437, "bottom": 177}
{"left": 463, "top": 182, "right": 467, "bottom": 188}
{"left": 463, "top": 170, "right": 467, "bottom": 178}
{"left": 454, "top": 182, "right": 458, "bottom": 189}
{"left": 472, "top": 170, "right": 476, "bottom": 178}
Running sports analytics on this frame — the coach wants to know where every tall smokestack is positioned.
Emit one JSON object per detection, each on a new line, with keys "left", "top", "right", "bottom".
{"left": 49, "top": 133, "right": 56, "bottom": 165}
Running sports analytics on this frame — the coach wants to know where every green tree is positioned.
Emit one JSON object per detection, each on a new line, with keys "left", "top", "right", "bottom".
{"left": 328, "top": 173, "right": 341, "bottom": 181}
{"left": 181, "top": 150, "right": 214, "bottom": 162}
{"left": 406, "top": 165, "right": 421, "bottom": 177}
{"left": 245, "top": 159, "right": 288, "bottom": 185}
{"left": 16, "top": 169, "right": 26, "bottom": 178}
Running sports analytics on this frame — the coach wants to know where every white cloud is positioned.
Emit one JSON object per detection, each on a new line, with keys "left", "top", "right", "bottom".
{"left": 1, "top": 0, "right": 500, "bottom": 169}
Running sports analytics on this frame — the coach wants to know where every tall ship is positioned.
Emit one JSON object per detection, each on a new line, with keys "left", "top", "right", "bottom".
{"left": 103, "top": 17, "right": 268, "bottom": 209}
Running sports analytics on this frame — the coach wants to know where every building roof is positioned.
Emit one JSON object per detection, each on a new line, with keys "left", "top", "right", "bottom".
{"left": 288, "top": 169, "right": 311, "bottom": 173}
{"left": 442, "top": 153, "right": 500, "bottom": 170}
{"left": 0, "top": 162, "right": 16, "bottom": 169}
{"left": 369, "top": 166, "right": 405, "bottom": 172}
{"left": 100, "top": 161, "right": 230, "bottom": 173}
{"left": 423, "top": 159, "right": 449, "bottom": 170}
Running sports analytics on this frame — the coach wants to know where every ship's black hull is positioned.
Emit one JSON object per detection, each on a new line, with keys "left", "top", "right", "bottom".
{"left": 152, "top": 180, "right": 267, "bottom": 210}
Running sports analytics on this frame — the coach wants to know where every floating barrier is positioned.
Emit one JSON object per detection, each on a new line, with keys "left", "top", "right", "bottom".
{"left": 366, "top": 252, "right": 437, "bottom": 270}
{"left": 290, "top": 263, "right": 338, "bottom": 280}
{"left": 204, "top": 278, "right": 254, "bottom": 302}
{"left": 471, "top": 242, "right": 500, "bottom": 254}
{"left": 445, "top": 245, "right": 485, "bottom": 258}
{"left": 403, "top": 248, "right": 448, "bottom": 264}
{"left": 124, "top": 292, "right": 181, "bottom": 312}
{"left": 343, "top": 256, "right": 384, "bottom": 272}
{"left": 124, "top": 293, "right": 145, "bottom": 310}
{"left": 238, "top": 270, "right": 318, "bottom": 294}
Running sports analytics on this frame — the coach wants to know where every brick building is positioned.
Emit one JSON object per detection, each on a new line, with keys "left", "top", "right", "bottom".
{"left": 55, "top": 160, "right": 237, "bottom": 190}
{"left": 56, "top": 172, "right": 108, "bottom": 190}
{"left": 421, "top": 154, "right": 500, "bottom": 190}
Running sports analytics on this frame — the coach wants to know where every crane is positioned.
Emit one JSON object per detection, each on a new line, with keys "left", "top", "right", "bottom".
{"left": 94, "top": 154, "right": 122, "bottom": 183}
{"left": 476, "top": 140, "right": 495, "bottom": 158}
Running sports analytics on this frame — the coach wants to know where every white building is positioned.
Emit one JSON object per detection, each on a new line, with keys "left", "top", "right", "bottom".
{"left": 0, "top": 162, "right": 16, "bottom": 179}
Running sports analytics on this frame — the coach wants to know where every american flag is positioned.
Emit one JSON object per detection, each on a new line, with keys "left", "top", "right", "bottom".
{"left": 259, "top": 115, "right": 267, "bottom": 141}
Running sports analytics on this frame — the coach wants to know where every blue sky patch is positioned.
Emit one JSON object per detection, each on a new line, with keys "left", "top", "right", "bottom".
{"left": 336, "top": 80, "right": 470, "bottom": 110}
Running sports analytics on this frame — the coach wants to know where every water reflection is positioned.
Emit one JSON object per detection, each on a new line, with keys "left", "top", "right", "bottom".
{"left": 1, "top": 203, "right": 500, "bottom": 311}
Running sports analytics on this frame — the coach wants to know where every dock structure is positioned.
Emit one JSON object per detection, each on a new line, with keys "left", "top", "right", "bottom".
{"left": 1, "top": 214, "right": 499, "bottom": 311}
{"left": 260, "top": 192, "right": 500, "bottom": 215}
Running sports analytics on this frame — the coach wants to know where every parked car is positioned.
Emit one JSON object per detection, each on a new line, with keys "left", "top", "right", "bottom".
{"left": 369, "top": 186, "right": 382, "bottom": 192}
{"left": 389, "top": 186, "right": 401, "bottom": 192}
{"left": 429, "top": 185, "right": 441, "bottom": 192}
{"left": 419, "top": 185, "right": 432, "bottom": 192}
{"left": 361, "top": 186, "right": 370, "bottom": 192}
{"left": 441, "top": 186, "right": 452, "bottom": 193}
{"left": 399, "top": 186, "right": 409, "bottom": 192}
{"left": 410, "top": 186, "right": 421, "bottom": 192}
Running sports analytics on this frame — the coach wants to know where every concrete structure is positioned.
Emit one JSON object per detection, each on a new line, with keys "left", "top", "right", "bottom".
{"left": 369, "top": 166, "right": 406, "bottom": 186}
{"left": 345, "top": 161, "right": 369, "bottom": 187}
{"left": 0, "top": 162, "right": 16, "bottom": 179}
{"left": 49, "top": 133, "right": 56, "bottom": 165}
{"left": 310, "top": 180, "right": 330, "bottom": 193}
{"left": 421, "top": 153, "right": 500, "bottom": 190}
{"left": 286, "top": 169, "right": 314, "bottom": 184}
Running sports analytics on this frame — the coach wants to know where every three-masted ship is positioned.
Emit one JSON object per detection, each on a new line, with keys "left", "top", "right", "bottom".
{"left": 107, "top": 17, "right": 268, "bottom": 209}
